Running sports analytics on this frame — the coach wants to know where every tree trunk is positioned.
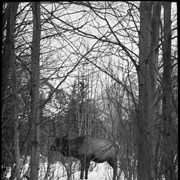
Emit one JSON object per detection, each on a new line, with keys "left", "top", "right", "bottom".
{"left": 137, "top": 2, "right": 161, "bottom": 180}
{"left": 11, "top": 3, "right": 20, "bottom": 180}
{"left": 162, "top": 2, "right": 176, "bottom": 180}
{"left": 2, "top": 2, "right": 20, "bottom": 180}
{"left": 2, "top": 2, "right": 18, "bottom": 106}
{"left": 30, "top": 2, "right": 41, "bottom": 180}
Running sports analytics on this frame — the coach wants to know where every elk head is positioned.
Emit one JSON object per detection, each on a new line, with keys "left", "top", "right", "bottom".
{"left": 50, "top": 134, "right": 68, "bottom": 153}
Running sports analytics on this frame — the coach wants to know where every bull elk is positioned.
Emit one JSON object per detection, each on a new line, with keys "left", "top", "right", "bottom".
{"left": 50, "top": 135, "right": 117, "bottom": 180}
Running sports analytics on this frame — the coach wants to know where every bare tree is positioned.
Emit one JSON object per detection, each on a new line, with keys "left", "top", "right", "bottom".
{"left": 10, "top": 4, "right": 21, "bottom": 179}
{"left": 2, "top": 2, "right": 20, "bottom": 180}
{"left": 29, "top": 2, "right": 41, "bottom": 180}
{"left": 162, "top": 2, "right": 177, "bottom": 180}
{"left": 137, "top": 2, "right": 161, "bottom": 180}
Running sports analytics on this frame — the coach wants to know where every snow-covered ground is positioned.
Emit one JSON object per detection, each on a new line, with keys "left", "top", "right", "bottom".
{"left": 6, "top": 156, "right": 125, "bottom": 180}
{"left": 48, "top": 162, "right": 114, "bottom": 180}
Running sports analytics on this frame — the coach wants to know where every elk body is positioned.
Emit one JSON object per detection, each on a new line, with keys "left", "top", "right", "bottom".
{"left": 50, "top": 135, "right": 117, "bottom": 180}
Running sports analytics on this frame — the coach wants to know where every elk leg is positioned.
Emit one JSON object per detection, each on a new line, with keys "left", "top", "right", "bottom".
{"left": 85, "top": 160, "right": 90, "bottom": 179}
{"left": 113, "top": 165, "right": 117, "bottom": 180}
{"left": 108, "top": 159, "right": 117, "bottom": 180}
{"left": 80, "top": 159, "right": 84, "bottom": 180}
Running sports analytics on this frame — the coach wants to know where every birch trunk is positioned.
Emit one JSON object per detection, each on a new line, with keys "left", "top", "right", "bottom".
{"left": 30, "top": 2, "right": 41, "bottom": 180}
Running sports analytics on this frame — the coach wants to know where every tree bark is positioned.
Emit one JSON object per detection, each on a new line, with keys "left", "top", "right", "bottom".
{"left": 2, "top": 2, "right": 18, "bottom": 103}
{"left": 30, "top": 2, "right": 41, "bottom": 180}
{"left": 137, "top": 2, "right": 161, "bottom": 180}
{"left": 2, "top": 2, "right": 20, "bottom": 179}
{"left": 162, "top": 2, "right": 176, "bottom": 180}
{"left": 11, "top": 3, "right": 20, "bottom": 180}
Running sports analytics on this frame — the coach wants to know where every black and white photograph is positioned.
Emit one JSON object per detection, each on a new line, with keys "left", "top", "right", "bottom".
{"left": 2, "top": 2, "right": 177, "bottom": 180}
